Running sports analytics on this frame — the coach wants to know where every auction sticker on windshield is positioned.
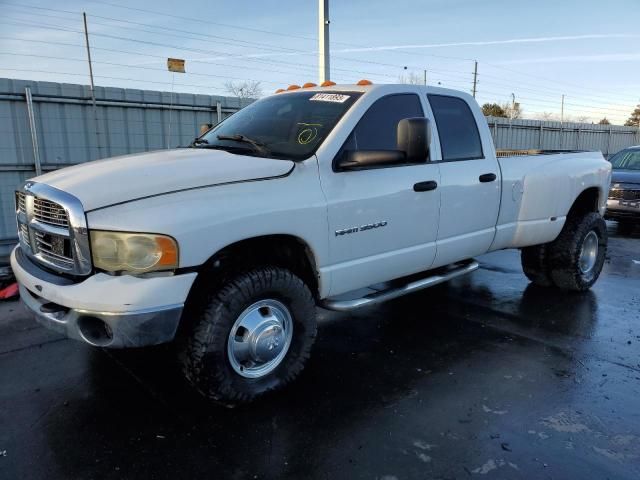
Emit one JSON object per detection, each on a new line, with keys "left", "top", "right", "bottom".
{"left": 310, "top": 93, "right": 351, "bottom": 103}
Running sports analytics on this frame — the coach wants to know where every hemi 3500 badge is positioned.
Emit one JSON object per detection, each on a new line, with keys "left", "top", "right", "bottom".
{"left": 335, "top": 221, "right": 388, "bottom": 237}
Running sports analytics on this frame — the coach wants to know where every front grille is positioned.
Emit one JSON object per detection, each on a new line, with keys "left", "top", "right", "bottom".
{"left": 33, "top": 230, "right": 74, "bottom": 269}
{"left": 19, "top": 222, "right": 29, "bottom": 244}
{"left": 15, "top": 191, "right": 26, "bottom": 214}
{"left": 15, "top": 183, "right": 91, "bottom": 275}
{"left": 609, "top": 188, "right": 640, "bottom": 201}
{"left": 33, "top": 197, "right": 69, "bottom": 228}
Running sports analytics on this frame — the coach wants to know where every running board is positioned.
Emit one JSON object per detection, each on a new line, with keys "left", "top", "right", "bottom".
{"left": 321, "top": 260, "right": 479, "bottom": 312}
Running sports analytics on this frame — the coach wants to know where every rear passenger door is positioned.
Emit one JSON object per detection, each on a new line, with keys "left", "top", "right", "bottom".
{"left": 428, "top": 94, "right": 501, "bottom": 268}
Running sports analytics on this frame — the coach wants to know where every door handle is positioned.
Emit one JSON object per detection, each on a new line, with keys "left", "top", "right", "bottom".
{"left": 414, "top": 180, "right": 438, "bottom": 192}
{"left": 479, "top": 173, "right": 497, "bottom": 183}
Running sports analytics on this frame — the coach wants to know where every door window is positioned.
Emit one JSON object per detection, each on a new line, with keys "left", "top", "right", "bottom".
{"left": 428, "top": 94, "right": 483, "bottom": 161}
{"left": 336, "top": 94, "right": 424, "bottom": 168}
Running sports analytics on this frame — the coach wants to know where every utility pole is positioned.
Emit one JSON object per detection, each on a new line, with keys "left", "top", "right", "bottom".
{"left": 83, "top": 12, "right": 101, "bottom": 157}
{"left": 511, "top": 93, "right": 516, "bottom": 119}
{"left": 560, "top": 94, "right": 566, "bottom": 150}
{"left": 472, "top": 61, "right": 478, "bottom": 98}
{"left": 318, "top": 0, "right": 330, "bottom": 84}
{"left": 423, "top": 69, "right": 427, "bottom": 86}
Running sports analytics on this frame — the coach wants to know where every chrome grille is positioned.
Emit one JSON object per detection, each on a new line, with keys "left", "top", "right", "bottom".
{"left": 15, "top": 182, "right": 92, "bottom": 276}
{"left": 19, "top": 222, "right": 29, "bottom": 244}
{"left": 34, "top": 230, "right": 74, "bottom": 269}
{"left": 33, "top": 197, "right": 69, "bottom": 228}
{"left": 16, "top": 191, "right": 26, "bottom": 214}
{"left": 609, "top": 188, "right": 640, "bottom": 201}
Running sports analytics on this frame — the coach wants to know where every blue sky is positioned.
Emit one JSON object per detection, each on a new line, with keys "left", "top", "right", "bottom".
{"left": 0, "top": 0, "right": 639, "bottom": 124}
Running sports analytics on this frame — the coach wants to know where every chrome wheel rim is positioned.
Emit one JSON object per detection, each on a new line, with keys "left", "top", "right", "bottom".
{"left": 578, "top": 230, "right": 599, "bottom": 274}
{"left": 227, "top": 299, "right": 293, "bottom": 379}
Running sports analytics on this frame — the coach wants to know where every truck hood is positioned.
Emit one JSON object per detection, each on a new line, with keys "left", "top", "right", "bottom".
{"left": 611, "top": 169, "right": 640, "bottom": 186}
{"left": 33, "top": 149, "right": 295, "bottom": 211}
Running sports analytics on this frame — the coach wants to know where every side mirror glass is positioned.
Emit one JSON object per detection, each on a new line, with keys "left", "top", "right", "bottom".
{"left": 397, "top": 117, "right": 431, "bottom": 163}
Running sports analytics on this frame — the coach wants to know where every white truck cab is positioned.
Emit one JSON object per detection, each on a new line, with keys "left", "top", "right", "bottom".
{"left": 11, "top": 83, "right": 611, "bottom": 403}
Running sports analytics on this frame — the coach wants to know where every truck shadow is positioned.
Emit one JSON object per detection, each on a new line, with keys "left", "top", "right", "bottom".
{"left": 40, "top": 279, "right": 601, "bottom": 479}
{"left": 39, "top": 294, "right": 515, "bottom": 477}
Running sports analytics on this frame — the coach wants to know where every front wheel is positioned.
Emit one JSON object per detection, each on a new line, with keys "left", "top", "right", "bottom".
{"left": 549, "top": 212, "right": 607, "bottom": 291}
{"left": 180, "top": 266, "right": 317, "bottom": 405}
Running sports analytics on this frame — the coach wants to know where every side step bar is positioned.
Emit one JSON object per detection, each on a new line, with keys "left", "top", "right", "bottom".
{"left": 321, "top": 260, "right": 479, "bottom": 312}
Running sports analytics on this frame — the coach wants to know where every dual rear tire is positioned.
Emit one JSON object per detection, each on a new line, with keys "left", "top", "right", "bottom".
{"left": 521, "top": 212, "right": 607, "bottom": 291}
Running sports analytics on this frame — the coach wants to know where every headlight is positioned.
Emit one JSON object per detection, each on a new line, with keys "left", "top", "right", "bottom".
{"left": 90, "top": 231, "right": 178, "bottom": 273}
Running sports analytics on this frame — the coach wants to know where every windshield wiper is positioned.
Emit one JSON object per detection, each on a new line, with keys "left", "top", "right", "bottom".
{"left": 217, "top": 134, "right": 270, "bottom": 155}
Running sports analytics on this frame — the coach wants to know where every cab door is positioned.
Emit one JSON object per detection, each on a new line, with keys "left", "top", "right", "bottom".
{"left": 427, "top": 94, "right": 501, "bottom": 268}
{"left": 318, "top": 93, "right": 441, "bottom": 297}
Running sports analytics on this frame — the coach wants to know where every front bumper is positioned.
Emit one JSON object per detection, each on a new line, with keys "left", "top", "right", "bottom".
{"left": 11, "top": 246, "right": 198, "bottom": 348}
{"left": 605, "top": 198, "right": 640, "bottom": 222}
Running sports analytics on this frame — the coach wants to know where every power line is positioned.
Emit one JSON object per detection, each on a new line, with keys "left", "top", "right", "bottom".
{"left": 1, "top": 2, "right": 476, "bottom": 72}
{"left": 0, "top": 17, "right": 477, "bottom": 84}
{"left": 0, "top": 17, "right": 393, "bottom": 82}
{"left": 0, "top": 52, "right": 287, "bottom": 86}
{"left": 0, "top": 9, "right": 634, "bottom": 120}
{"left": 4, "top": 0, "right": 638, "bottom": 111}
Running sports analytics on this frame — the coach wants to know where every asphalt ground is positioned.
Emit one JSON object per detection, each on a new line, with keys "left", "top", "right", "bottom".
{"left": 1, "top": 222, "right": 639, "bottom": 479}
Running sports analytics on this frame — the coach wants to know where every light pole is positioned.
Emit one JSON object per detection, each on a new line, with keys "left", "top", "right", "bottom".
{"left": 318, "top": 0, "right": 330, "bottom": 84}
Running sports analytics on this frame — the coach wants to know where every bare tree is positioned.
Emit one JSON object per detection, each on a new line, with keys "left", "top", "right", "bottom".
{"left": 598, "top": 118, "right": 611, "bottom": 125}
{"left": 224, "top": 80, "right": 263, "bottom": 99}
{"left": 398, "top": 72, "right": 423, "bottom": 85}
{"left": 537, "top": 111, "right": 558, "bottom": 121}
{"left": 502, "top": 102, "right": 522, "bottom": 120}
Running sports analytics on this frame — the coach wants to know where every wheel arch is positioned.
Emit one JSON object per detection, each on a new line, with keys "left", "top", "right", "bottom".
{"left": 566, "top": 186, "right": 602, "bottom": 219}
{"left": 177, "top": 234, "right": 320, "bottom": 339}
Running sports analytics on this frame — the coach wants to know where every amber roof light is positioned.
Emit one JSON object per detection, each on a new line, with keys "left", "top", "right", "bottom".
{"left": 320, "top": 80, "right": 336, "bottom": 87}
{"left": 274, "top": 88, "right": 285, "bottom": 93}
{"left": 287, "top": 84, "right": 301, "bottom": 90}
{"left": 302, "top": 82, "right": 317, "bottom": 88}
{"left": 357, "top": 79, "right": 373, "bottom": 86}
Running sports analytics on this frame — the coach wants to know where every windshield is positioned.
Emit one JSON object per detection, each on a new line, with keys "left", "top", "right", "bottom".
{"left": 609, "top": 149, "right": 640, "bottom": 170}
{"left": 197, "top": 91, "right": 362, "bottom": 160}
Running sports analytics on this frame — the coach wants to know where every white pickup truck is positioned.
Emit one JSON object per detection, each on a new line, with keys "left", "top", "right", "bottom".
{"left": 11, "top": 83, "right": 611, "bottom": 403}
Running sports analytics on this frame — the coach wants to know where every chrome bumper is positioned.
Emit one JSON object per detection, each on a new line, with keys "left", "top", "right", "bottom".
{"left": 12, "top": 246, "right": 193, "bottom": 348}
{"left": 605, "top": 198, "right": 640, "bottom": 221}
{"left": 19, "top": 284, "right": 184, "bottom": 348}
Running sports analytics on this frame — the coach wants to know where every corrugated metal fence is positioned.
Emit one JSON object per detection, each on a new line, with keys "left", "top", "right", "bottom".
{"left": 1, "top": 78, "right": 639, "bottom": 258}
{"left": 0, "top": 77, "right": 250, "bottom": 257}
{"left": 486, "top": 116, "right": 640, "bottom": 156}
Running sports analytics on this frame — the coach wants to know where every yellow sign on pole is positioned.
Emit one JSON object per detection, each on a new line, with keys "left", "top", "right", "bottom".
{"left": 167, "top": 58, "right": 185, "bottom": 73}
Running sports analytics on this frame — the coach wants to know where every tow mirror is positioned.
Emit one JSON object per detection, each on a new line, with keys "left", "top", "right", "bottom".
{"left": 397, "top": 117, "right": 431, "bottom": 163}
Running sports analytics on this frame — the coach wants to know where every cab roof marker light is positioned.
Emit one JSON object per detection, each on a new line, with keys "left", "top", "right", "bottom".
{"left": 320, "top": 80, "right": 336, "bottom": 87}
{"left": 274, "top": 88, "right": 285, "bottom": 93}
{"left": 302, "top": 82, "right": 317, "bottom": 88}
{"left": 287, "top": 84, "right": 301, "bottom": 90}
{"left": 357, "top": 79, "right": 373, "bottom": 86}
